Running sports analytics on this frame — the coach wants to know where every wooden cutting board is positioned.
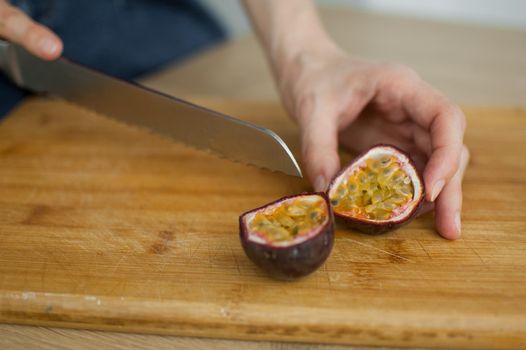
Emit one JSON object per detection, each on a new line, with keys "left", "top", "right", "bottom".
{"left": 0, "top": 98, "right": 525, "bottom": 349}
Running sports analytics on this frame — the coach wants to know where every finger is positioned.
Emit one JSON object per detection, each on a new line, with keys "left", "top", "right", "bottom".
{"left": 402, "top": 82, "right": 466, "bottom": 202}
{"left": 424, "top": 104, "right": 465, "bottom": 202}
{"left": 408, "top": 149, "right": 428, "bottom": 174}
{"left": 0, "top": 3, "right": 62, "bottom": 59}
{"left": 412, "top": 124, "right": 432, "bottom": 156}
{"left": 388, "top": 120, "right": 414, "bottom": 140}
{"left": 368, "top": 112, "right": 414, "bottom": 141}
{"left": 434, "top": 145, "right": 470, "bottom": 240}
{"left": 300, "top": 105, "right": 341, "bottom": 192}
{"left": 356, "top": 104, "right": 414, "bottom": 140}
{"left": 411, "top": 145, "right": 434, "bottom": 218}
{"left": 415, "top": 200, "right": 434, "bottom": 217}
{"left": 339, "top": 112, "right": 415, "bottom": 154}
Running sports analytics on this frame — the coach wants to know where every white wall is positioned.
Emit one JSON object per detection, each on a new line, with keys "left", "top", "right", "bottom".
{"left": 197, "top": 0, "right": 250, "bottom": 37}
{"left": 198, "top": 0, "right": 526, "bottom": 37}
{"left": 323, "top": 0, "right": 526, "bottom": 29}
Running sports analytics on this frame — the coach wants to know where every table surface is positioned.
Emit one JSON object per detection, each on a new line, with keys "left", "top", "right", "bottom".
{"left": 1, "top": 7, "right": 525, "bottom": 350}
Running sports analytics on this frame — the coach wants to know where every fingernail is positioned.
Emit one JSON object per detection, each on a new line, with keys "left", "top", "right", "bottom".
{"left": 455, "top": 211, "right": 462, "bottom": 236}
{"left": 430, "top": 179, "right": 445, "bottom": 202}
{"left": 314, "top": 175, "right": 327, "bottom": 192}
{"left": 40, "top": 38, "right": 58, "bottom": 54}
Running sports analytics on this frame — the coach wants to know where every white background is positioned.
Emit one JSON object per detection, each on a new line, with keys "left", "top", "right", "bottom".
{"left": 199, "top": 0, "right": 526, "bottom": 37}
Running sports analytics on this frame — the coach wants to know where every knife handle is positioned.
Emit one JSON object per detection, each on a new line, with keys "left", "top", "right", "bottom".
{"left": 0, "top": 39, "right": 10, "bottom": 72}
{"left": 0, "top": 39, "right": 23, "bottom": 86}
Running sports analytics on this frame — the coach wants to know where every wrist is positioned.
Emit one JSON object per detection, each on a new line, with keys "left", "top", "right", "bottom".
{"left": 244, "top": 0, "right": 344, "bottom": 84}
{"left": 271, "top": 29, "right": 341, "bottom": 78}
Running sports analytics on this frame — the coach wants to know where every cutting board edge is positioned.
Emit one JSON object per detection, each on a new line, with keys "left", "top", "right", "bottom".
{"left": 2, "top": 316, "right": 524, "bottom": 350}
{"left": 1, "top": 290, "right": 525, "bottom": 350}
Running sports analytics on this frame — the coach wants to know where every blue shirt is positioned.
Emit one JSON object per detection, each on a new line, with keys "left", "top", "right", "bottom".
{"left": 1, "top": 0, "right": 225, "bottom": 116}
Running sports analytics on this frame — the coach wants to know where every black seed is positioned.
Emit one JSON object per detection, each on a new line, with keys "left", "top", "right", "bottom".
{"left": 291, "top": 226, "right": 299, "bottom": 236}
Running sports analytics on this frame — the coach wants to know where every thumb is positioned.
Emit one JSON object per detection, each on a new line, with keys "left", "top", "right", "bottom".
{"left": 300, "top": 106, "right": 340, "bottom": 192}
{"left": 0, "top": 3, "right": 63, "bottom": 60}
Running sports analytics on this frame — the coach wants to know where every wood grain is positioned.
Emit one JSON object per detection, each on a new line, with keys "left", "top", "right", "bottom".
{"left": 0, "top": 98, "right": 525, "bottom": 349}
{"left": 0, "top": 325, "right": 432, "bottom": 350}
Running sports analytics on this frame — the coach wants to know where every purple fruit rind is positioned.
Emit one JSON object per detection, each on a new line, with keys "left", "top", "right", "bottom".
{"left": 328, "top": 144, "right": 425, "bottom": 235}
{"left": 239, "top": 192, "right": 334, "bottom": 280}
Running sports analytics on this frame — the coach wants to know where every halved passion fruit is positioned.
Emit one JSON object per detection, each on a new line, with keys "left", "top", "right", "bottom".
{"left": 328, "top": 145, "right": 424, "bottom": 234}
{"left": 239, "top": 193, "right": 334, "bottom": 280}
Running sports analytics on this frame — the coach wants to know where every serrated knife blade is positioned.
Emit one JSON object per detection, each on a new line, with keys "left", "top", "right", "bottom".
{"left": 0, "top": 40, "right": 302, "bottom": 177}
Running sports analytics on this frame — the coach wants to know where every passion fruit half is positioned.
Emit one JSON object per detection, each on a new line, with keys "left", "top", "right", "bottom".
{"left": 328, "top": 145, "right": 424, "bottom": 234}
{"left": 239, "top": 193, "right": 334, "bottom": 280}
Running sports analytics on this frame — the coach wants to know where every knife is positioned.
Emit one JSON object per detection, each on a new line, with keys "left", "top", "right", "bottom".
{"left": 0, "top": 40, "right": 302, "bottom": 177}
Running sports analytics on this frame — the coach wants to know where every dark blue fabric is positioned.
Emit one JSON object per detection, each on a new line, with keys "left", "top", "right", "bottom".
{"left": 0, "top": 0, "right": 225, "bottom": 118}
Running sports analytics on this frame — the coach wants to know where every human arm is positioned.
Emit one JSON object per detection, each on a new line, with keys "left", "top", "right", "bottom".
{"left": 243, "top": 0, "right": 469, "bottom": 239}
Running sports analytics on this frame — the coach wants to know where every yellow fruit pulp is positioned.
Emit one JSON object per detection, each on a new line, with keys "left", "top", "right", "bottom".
{"left": 249, "top": 196, "right": 327, "bottom": 243}
{"left": 330, "top": 155, "right": 414, "bottom": 220}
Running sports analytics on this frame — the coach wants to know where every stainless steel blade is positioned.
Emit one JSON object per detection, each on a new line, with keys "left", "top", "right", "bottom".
{"left": 0, "top": 41, "right": 302, "bottom": 177}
